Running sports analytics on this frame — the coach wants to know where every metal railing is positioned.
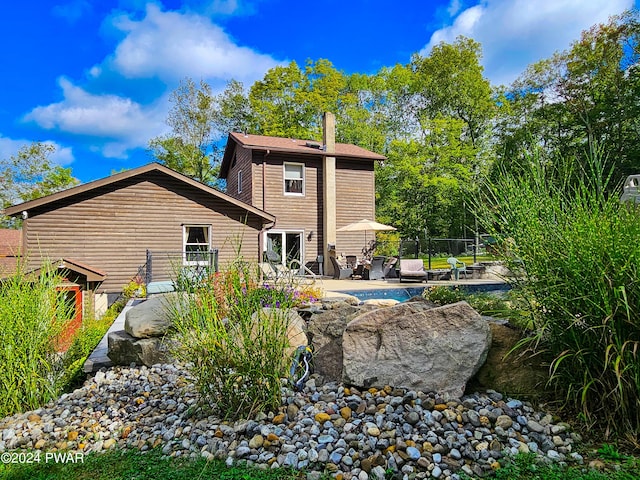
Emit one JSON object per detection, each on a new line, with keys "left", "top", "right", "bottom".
{"left": 145, "top": 249, "right": 219, "bottom": 286}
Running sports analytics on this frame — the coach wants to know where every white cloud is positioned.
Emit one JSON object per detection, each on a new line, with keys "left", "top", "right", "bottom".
{"left": 207, "top": 0, "right": 239, "bottom": 15}
{"left": 447, "top": 0, "right": 463, "bottom": 17}
{"left": 21, "top": 3, "right": 283, "bottom": 161}
{"left": 422, "top": 0, "right": 634, "bottom": 86}
{"left": 0, "top": 135, "right": 75, "bottom": 167}
{"left": 103, "top": 3, "right": 280, "bottom": 84}
{"left": 24, "top": 78, "right": 168, "bottom": 158}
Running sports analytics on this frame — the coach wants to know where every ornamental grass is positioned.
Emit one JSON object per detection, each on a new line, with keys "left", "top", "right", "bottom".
{"left": 474, "top": 152, "right": 640, "bottom": 444}
{"left": 167, "top": 258, "right": 319, "bottom": 420}
{"left": 0, "top": 262, "right": 74, "bottom": 417}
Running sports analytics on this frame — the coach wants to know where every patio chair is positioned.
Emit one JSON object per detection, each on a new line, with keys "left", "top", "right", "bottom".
{"left": 365, "top": 256, "right": 385, "bottom": 280}
{"left": 447, "top": 257, "right": 468, "bottom": 280}
{"left": 383, "top": 257, "right": 398, "bottom": 278}
{"left": 261, "top": 249, "right": 283, "bottom": 280}
{"left": 330, "top": 255, "right": 354, "bottom": 279}
{"left": 398, "top": 259, "right": 428, "bottom": 283}
{"left": 345, "top": 255, "right": 358, "bottom": 269}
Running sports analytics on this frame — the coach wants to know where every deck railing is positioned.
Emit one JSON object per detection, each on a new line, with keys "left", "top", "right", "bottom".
{"left": 145, "top": 249, "right": 219, "bottom": 286}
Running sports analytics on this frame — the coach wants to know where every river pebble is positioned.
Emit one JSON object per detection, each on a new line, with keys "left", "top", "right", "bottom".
{"left": 0, "top": 364, "right": 581, "bottom": 479}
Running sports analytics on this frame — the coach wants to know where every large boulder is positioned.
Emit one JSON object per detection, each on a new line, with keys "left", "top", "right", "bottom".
{"left": 306, "top": 304, "right": 363, "bottom": 382}
{"left": 107, "top": 330, "right": 175, "bottom": 367}
{"left": 250, "top": 308, "right": 308, "bottom": 358}
{"left": 467, "top": 320, "right": 549, "bottom": 398}
{"left": 342, "top": 301, "right": 491, "bottom": 399}
{"left": 124, "top": 295, "right": 174, "bottom": 338}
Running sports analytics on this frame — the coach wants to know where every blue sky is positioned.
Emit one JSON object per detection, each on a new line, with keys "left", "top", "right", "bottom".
{"left": 0, "top": 0, "right": 635, "bottom": 183}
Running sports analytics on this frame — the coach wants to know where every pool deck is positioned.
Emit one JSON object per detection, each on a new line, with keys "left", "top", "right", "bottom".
{"left": 320, "top": 275, "right": 506, "bottom": 294}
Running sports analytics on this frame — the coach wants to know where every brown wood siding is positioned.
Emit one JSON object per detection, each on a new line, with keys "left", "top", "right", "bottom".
{"left": 24, "top": 174, "right": 261, "bottom": 294}
{"left": 224, "top": 146, "right": 253, "bottom": 205}
{"left": 258, "top": 153, "right": 323, "bottom": 265}
{"left": 336, "top": 159, "right": 376, "bottom": 257}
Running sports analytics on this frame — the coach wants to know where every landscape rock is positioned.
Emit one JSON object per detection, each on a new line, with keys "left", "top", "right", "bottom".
{"left": 0, "top": 362, "right": 578, "bottom": 479}
{"left": 342, "top": 301, "right": 491, "bottom": 398}
{"left": 251, "top": 308, "right": 308, "bottom": 357}
{"left": 124, "top": 295, "right": 174, "bottom": 338}
{"left": 467, "top": 320, "right": 549, "bottom": 398}
{"left": 306, "top": 304, "right": 378, "bottom": 382}
{"left": 107, "top": 330, "right": 175, "bottom": 367}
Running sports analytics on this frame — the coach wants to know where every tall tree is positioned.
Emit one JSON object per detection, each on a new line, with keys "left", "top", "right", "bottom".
{"left": 376, "top": 37, "right": 496, "bottom": 241}
{"left": 248, "top": 59, "right": 349, "bottom": 140}
{"left": 1, "top": 142, "right": 79, "bottom": 228}
{"left": 495, "top": 10, "right": 640, "bottom": 186}
{"left": 148, "top": 78, "right": 222, "bottom": 185}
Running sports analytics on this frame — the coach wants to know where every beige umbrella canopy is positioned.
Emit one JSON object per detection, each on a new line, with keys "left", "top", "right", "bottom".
{"left": 337, "top": 219, "right": 397, "bottom": 233}
{"left": 337, "top": 219, "right": 397, "bottom": 252}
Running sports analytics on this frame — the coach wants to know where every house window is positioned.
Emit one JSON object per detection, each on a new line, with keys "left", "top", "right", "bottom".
{"left": 284, "top": 163, "right": 304, "bottom": 195}
{"left": 237, "top": 170, "right": 243, "bottom": 194}
{"left": 183, "top": 225, "right": 211, "bottom": 265}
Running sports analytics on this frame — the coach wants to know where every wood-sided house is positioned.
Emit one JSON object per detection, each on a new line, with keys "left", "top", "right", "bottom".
{"left": 2, "top": 113, "right": 386, "bottom": 320}
{"left": 220, "top": 112, "right": 386, "bottom": 276}
{"left": 3, "top": 163, "right": 275, "bottom": 316}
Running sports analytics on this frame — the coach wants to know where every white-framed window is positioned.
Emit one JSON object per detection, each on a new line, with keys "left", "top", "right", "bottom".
{"left": 284, "top": 162, "right": 304, "bottom": 195}
{"left": 237, "top": 170, "right": 243, "bottom": 194}
{"left": 183, "top": 225, "right": 211, "bottom": 265}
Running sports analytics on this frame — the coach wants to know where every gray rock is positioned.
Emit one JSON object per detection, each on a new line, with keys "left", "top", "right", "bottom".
{"left": 342, "top": 301, "right": 491, "bottom": 398}
{"left": 306, "top": 304, "right": 362, "bottom": 382}
{"left": 124, "top": 295, "right": 175, "bottom": 338}
{"left": 107, "top": 330, "right": 175, "bottom": 367}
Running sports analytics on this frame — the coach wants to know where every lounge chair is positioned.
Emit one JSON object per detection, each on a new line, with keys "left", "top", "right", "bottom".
{"left": 398, "top": 259, "right": 428, "bottom": 283}
{"left": 447, "top": 257, "right": 467, "bottom": 280}
{"left": 330, "top": 256, "right": 354, "bottom": 279}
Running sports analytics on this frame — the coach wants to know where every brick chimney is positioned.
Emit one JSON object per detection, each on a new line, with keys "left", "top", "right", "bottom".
{"left": 322, "top": 112, "right": 337, "bottom": 275}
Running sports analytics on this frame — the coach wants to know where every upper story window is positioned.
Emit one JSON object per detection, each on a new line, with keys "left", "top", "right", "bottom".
{"left": 183, "top": 225, "right": 211, "bottom": 265}
{"left": 284, "top": 163, "right": 304, "bottom": 195}
{"left": 237, "top": 170, "right": 243, "bottom": 194}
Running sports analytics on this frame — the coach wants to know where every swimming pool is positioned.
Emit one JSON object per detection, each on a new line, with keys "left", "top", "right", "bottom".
{"left": 335, "top": 287, "right": 427, "bottom": 302}
{"left": 335, "top": 283, "right": 510, "bottom": 302}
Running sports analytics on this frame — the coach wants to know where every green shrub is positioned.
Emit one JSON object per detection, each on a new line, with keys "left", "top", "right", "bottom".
{"left": 167, "top": 260, "right": 304, "bottom": 420}
{"left": 423, "top": 285, "right": 467, "bottom": 305}
{"left": 0, "top": 263, "right": 74, "bottom": 417}
{"left": 59, "top": 314, "right": 114, "bottom": 389}
{"left": 423, "top": 285, "right": 512, "bottom": 317}
{"left": 474, "top": 151, "right": 640, "bottom": 441}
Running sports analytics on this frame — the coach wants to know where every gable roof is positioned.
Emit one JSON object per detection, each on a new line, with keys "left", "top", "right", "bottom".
{"left": 40, "top": 258, "right": 107, "bottom": 283}
{"left": 220, "top": 132, "right": 386, "bottom": 178}
{"left": 3, "top": 162, "right": 275, "bottom": 225}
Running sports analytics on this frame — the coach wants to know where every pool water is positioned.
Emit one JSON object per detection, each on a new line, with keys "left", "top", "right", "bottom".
{"left": 336, "top": 287, "right": 427, "bottom": 302}
{"left": 336, "top": 283, "right": 509, "bottom": 303}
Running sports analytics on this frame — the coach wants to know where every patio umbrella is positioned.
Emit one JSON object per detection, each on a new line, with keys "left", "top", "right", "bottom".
{"left": 337, "top": 219, "right": 396, "bottom": 248}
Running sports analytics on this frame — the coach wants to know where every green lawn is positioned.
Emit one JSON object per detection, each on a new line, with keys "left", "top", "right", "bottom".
{"left": 0, "top": 448, "right": 308, "bottom": 480}
{"left": 421, "top": 254, "right": 495, "bottom": 270}
{"left": 2, "top": 448, "right": 639, "bottom": 480}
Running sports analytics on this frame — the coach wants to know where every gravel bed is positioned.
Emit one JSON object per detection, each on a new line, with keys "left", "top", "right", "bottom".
{"left": 0, "top": 364, "right": 584, "bottom": 479}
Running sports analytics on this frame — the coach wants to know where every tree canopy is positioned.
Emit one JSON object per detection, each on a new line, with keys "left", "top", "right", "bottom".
{"left": 0, "top": 142, "right": 80, "bottom": 228}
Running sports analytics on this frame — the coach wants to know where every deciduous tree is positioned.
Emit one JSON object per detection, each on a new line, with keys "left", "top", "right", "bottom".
{"left": 1, "top": 142, "right": 79, "bottom": 227}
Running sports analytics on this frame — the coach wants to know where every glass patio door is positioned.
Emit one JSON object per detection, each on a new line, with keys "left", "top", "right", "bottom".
{"left": 265, "top": 231, "right": 303, "bottom": 267}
